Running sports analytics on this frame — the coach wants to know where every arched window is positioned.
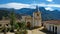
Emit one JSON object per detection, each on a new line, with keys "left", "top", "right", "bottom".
{"left": 37, "top": 14, "right": 39, "bottom": 16}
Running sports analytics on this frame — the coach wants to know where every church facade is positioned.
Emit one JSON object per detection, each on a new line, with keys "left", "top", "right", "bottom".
{"left": 21, "top": 6, "right": 42, "bottom": 28}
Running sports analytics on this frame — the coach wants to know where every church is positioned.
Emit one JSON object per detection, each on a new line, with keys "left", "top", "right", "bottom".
{"left": 0, "top": 6, "right": 42, "bottom": 29}
{"left": 21, "top": 6, "right": 42, "bottom": 28}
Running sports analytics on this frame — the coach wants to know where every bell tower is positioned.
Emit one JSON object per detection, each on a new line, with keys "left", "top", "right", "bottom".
{"left": 33, "top": 6, "right": 42, "bottom": 27}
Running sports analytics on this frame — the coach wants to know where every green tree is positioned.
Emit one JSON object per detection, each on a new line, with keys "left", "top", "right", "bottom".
{"left": 0, "top": 10, "right": 9, "bottom": 20}
{"left": 15, "top": 22, "right": 27, "bottom": 34}
{"left": 10, "top": 10, "right": 16, "bottom": 32}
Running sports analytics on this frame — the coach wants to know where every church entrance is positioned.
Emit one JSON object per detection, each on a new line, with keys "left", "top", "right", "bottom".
{"left": 27, "top": 22, "right": 31, "bottom": 29}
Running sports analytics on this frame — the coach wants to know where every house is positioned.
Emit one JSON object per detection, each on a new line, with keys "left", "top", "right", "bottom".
{"left": 44, "top": 20, "right": 60, "bottom": 34}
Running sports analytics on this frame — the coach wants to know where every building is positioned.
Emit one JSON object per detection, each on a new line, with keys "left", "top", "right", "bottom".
{"left": 44, "top": 20, "right": 60, "bottom": 34}
{"left": 21, "top": 6, "right": 42, "bottom": 28}
{"left": 0, "top": 6, "right": 42, "bottom": 28}
{"left": 0, "top": 19, "right": 21, "bottom": 27}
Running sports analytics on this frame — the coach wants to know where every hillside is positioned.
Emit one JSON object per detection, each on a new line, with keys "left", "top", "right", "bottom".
{"left": 0, "top": 7, "right": 60, "bottom": 21}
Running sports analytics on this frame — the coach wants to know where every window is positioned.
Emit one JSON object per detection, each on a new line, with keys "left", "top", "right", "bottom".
{"left": 0, "top": 24, "right": 2, "bottom": 26}
{"left": 53, "top": 26, "right": 54, "bottom": 33}
{"left": 6, "top": 24, "right": 8, "bottom": 26}
{"left": 37, "top": 14, "right": 39, "bottom": 16}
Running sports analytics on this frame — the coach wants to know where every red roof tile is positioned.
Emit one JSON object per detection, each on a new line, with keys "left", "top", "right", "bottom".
{"left": 43, "top": 20, "right": 60, "bottom": 25}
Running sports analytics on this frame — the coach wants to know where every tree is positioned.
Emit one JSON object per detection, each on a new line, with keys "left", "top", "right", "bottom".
{"left": 10, "top": 10, "right": 16, "bottom": 32}
{"left": 15, "top": 22, "right": 27, "bottom": 34}
{"left": 0, "top": 10, "right": 9, "bottom": 20}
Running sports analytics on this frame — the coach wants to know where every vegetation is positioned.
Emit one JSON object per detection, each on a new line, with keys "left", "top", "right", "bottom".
{"left": 15, "top": 22, "right": 27, "bottom": 34}
{"left": 0, "top": 10, "right": 9, "bottom": 20}
{"left": 0, "top": 9, "right": 27, "bottom": 34}
{"left": 9, "top": 10, "right": 27, "bottom": 34}
{"left": 10, "top": 10, "right": 16, "bottom": 32}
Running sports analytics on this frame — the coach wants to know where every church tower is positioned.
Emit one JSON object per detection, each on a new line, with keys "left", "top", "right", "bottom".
{"left": 32, "top": 6, "right": 42, "bottom": 27}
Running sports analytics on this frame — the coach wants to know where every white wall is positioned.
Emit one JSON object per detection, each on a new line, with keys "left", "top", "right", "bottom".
{"left": 45, "top": 23, "right": 60, "bottom": 34}
{"left": 38, "top": 20, "right": 41, "bottom": 26}
{"left": 50, "top": 25, "right": 53, "bottom": 32}
{"left": 21, "top": 16, "right": 26, "bottom": 22}
{"left": 57, "top": 25, "right": 60, "bottom": 34}
{"left": 45, "top": 24, "right": 50, "bottom": 31}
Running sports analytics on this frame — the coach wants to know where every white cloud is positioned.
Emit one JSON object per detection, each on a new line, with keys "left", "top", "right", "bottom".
{"left": 45, "top": 7, "right": 54, "bottom": 11}
{"left": 0, "top": 3, "right": 36, "bottom": 9}
{"left": 0, "top": 2, "right": 60, "bottom": 11}
{"left": 46, "top": 0, "right": 53, "bottom": 2}
{"left": 38, "top": 3, "right": 60, "bottom": 8}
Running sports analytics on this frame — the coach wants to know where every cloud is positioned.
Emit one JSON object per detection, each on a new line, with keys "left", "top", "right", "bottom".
{"left": 46, "top": 0, "right": 53, "bottom": 2}
{"left": 31, "top": 3, "right": 60, "bottom": 8}
{"left": 0, "top": 2, "right": 60, "bottom": 11}
{"left": 38, "top": 3, "right": 60, "bottom": 8}
{"left": 45, "top": 7, "right": 54, "bottom": 11}
{"left": 0, "top": 3, "right": 36, "bottom": 9}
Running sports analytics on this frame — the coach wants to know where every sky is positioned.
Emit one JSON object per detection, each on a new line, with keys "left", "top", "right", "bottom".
{"left": 0, "top": 0, "right": 60, "bottom": 11}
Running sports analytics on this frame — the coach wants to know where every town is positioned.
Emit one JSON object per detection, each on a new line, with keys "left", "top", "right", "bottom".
{"left": 0, "top": 0, "right": 60, "bottom": 34}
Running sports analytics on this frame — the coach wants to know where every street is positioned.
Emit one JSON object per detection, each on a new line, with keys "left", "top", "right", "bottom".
{"left": 27, "top": 27, "right": 46, "bottom": 34}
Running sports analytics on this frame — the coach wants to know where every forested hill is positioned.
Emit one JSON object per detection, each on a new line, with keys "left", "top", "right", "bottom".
{"left": 0, "top": 7, "right": 60, "bottom": 21}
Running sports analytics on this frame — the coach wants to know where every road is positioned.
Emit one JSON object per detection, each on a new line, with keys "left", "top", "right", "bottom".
{"left": 27, "top": 27, "right": 46, "bottom": 34}
{"left": 0, "top": 27, "right": 52, "bottom": 34}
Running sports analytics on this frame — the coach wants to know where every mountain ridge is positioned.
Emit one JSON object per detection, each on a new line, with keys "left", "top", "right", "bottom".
{"left": 0, "top": 7, "right": 60, "bottom": 21}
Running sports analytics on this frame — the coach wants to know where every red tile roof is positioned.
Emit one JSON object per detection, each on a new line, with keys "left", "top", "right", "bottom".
{"left": 43, "top": 20, "right": 60, "bottom": 25}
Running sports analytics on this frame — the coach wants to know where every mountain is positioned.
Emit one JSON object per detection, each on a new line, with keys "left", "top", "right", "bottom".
{"left": 16, "top": 7, "right": 60, "bottom": 21}
{"left": 0, "top": 8, "right": 22, "bottom": 20}
{"left": 0, "top": 7, "right": 60, "bottom": 21}
{"left": 16, "top": 8, "right": 35, "bottom": 16}
{"left": 0, "top": 9, "right": 10, "bottom": 20}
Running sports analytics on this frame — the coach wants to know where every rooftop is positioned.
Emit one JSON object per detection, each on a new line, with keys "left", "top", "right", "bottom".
{"left": 43, "top": 20, "right": 60, "bottom": 25}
